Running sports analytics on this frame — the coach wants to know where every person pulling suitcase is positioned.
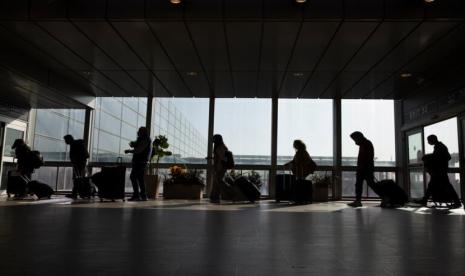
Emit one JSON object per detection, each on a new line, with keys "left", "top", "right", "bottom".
{"left": 64, "top": 135, "right": 89, "bottom": 199}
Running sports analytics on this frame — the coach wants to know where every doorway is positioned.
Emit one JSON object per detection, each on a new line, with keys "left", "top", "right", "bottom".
{"left": 0, "top": 120, "right": 27, "bottom": 191}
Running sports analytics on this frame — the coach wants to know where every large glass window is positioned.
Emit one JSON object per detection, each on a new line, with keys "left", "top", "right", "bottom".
{"left": 408, "top": 132, "right": 423, "bottom": 164}
{"left": 342, "top": 100, "right": 396, "bottom": 167}
{"left": 92, "top": 97, "right": 147, "bottom": 162}
{"left": 33, "top": 109, "right": 86, "bottom": 161}
{"left": 424, "top": 117, "right": 459, "bottom": 168}
{"left": 277, "top": 99, "right": 333, "bottom": 166}
{"left": 4, "top": 128, "right": 24, "bottom": 157}
{"left": 214, "top": 99, "right": 271, "bottom": 165}
{"left": 151, "top": 98, "right": 209, "bottom": 164}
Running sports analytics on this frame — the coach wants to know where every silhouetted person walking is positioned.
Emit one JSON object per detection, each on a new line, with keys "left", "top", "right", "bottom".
{"left": 210, "top": 134, "right": 229, "bottom": 203}
{"left": 125, "top": 127, "right": 152, "bottom": 201}
{"left": 348, "top": 132, "right": 375, "bottom": 207}
{"left": 419, "top": 135, "right": 461, "bottom": 208}
{"left": 64, "top": 135, "right": 89, "bottom": 199}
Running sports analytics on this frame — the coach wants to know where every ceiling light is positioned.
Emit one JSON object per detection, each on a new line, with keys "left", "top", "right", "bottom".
{"left": 424, "top": 0, "right": 434, "bottom": 3}
{"left": 400, "top": 73, "right": 412, "bottom": 78}
{"left": 170, "top": 0, "right": 181, "bottom": 4}
{"left": 186, "top": 72, "right": 197, "bottom": 76}
{"left": 293, "top": 72, "right": 304, "bottom": 77}
{"left": 296, "top": 0, "right": 307, "bottom": 3}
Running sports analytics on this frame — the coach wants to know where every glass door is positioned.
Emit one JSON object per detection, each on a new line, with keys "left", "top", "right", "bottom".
{"left": 406, "top": 129, "right": 425, "bottom": 199}
{"left": 0, "top": 121, "right": 27, "bottom": 191}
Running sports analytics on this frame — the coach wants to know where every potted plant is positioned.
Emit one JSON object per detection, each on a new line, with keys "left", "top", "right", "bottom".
{"left": 145, "top": 135, "right": 172, "bottom": 199}
{"left": 163, "top": 165, "right": 205, "bottom": 199}
{"left": 311, "top": 173, "right": 331, "bottom": 202}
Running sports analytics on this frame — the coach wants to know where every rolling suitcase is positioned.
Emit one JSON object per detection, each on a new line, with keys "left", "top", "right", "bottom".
{"left": 370, "top": 179, "right": 408, "bottom": 207}
{"left": 27, "top": 181, "right": 54, "bottom": 199}
{"left": 221, "top": 175, "right": 247, "bottom": 202}
{"left": 234, "top": 176, "right": 260, "bottom": 203}
{"left": 275, "top": 174, "right": 295, "bottom": 203}
{"left": 7, "top": 171, "right": 28, "bottom": 198}
{"left": 93, "top": 157, "right": 126, "bottom": 201}
{"left": 293, "top": 179, "right": 313, "bottom": 204}
{"left": 73, "top": 169, "right": 94, "bottom": 199}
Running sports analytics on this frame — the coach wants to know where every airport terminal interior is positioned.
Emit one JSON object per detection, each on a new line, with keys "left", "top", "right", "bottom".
{"left": 1, "top": 0, "right": 465, "bottom": 275}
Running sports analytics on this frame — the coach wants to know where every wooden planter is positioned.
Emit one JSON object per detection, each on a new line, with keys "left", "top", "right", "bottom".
{"left": 313, "top": 182, "right": 329, "bottom": 202}
{"left": 145, "top": 175, "right": 160, "bottom": 199}
{"left": 163, "top": 183, "right": 203, "bottom": 199}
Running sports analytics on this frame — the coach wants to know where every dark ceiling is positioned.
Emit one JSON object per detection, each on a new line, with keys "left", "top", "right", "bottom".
{"left": 1, "top": 0, "right": 465, "bottom": 108}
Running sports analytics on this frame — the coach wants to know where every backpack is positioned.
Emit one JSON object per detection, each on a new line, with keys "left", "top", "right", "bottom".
{"left": 224, "top": 150, "right": 235, "bottom": 169}
{"left": 29, "top": 150, "right": 44, "bottom": 169}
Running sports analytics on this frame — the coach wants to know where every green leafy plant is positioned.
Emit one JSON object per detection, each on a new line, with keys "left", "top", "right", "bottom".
{"left": 150, "top": 135, "right": 172, "bottom": 176}
{"left": 164, "top": 165, "right": 205, "bottom": 186}
{"left": 311, "top": 174, "right": 332, "bottom": 187}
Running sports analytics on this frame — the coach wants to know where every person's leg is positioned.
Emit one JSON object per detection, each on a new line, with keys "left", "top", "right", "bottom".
{"left": 348, "top": 171, "right": 364, "bottom": 207}
{"left": 130, "top": 167, "right": 140, "bottom": 200}
{"left": 137, "top": 164, "right": 147, "bottom": 200}
{"left": 210, "top": 170, "right": 224, "bottom": 202}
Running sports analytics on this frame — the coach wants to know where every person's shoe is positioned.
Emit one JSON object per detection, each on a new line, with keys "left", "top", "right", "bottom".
{"left": 210, "top": 199, "right": 220, "bottom": 204}
{"left": 140, "top": 197, "right": 148, "bottom": 201}
{"left": 128, "top": 197, "right": 140, "bottom": 202}
{"left": 347, "top": 201, "right": 362, "bottom": 207}
{"left": 66, "top": 194, "right": 77, "bottom": 199}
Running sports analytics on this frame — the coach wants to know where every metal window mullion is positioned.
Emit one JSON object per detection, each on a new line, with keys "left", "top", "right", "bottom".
{"left": 269, "top": 97, "right": 278, "bottom": 198}
{"left": 206, "top": 97, "right": 215, "bottom": 196}
{"left": 333, "top": 98, "right": 342, "bottom": 200}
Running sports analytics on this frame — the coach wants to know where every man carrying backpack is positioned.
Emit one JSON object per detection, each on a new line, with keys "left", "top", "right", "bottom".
{"left": 64, "top": 135, "right": 89, "bottom": 199}
{"left": 209, "top": 134, "right": 233, "bottom": 204}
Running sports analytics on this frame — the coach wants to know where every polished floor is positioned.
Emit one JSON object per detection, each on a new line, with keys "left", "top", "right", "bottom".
{"left": 0, "top": 197, "right": 464, "bottom": 276}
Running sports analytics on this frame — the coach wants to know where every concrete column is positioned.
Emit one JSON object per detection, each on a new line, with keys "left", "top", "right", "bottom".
{"left": 206, "top": 97, "right": 215, "bottom": 196}
{"left": 394, "top": 100, "right": 407, "bottom": 191}
{"left": 146, "top": 96, "right": 154, "bottom": 137}
{"left": 269, "top": 97, "right": 278, "bottom": 198}
{"left": 333, "top": 98, "right": 342, "bottom": 200}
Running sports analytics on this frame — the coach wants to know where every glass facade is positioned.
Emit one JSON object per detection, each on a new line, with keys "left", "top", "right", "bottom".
{"left": 342, "top": 100, "right": 396, "bottom": 167}
{"left": 33, "top": 109, "right": 86, "bottom": 161}
{"left": 424, "top": 117, "right": 459, "bottom": 168}
{"left": 92, "top": 97, "right": 147, "bottom": 162}
{"left": 151, "top": 98, "right": 208, "bottom": 164}
{"left": 277, "top": 99, "right": 333, "bottom": 166}
{"left": 214, "top": 99, "right": 272, "bottom": 165}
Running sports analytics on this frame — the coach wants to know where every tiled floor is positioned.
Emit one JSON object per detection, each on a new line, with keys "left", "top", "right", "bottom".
{"left": 0, "top": 196, "right": 464, "bottom": 275}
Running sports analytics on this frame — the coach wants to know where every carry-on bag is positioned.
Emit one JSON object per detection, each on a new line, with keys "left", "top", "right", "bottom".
{"left": 370, "top": 179, "right": 408, "bottom": 207}
{"left": 221, "top": 175, "right": 247, "bottom": 202}
{"left": 27, "top": 180, "right": 54, "bottom": 199}
{"left": 7, "top": 171, "right": 28, "bottom": 198}
{"left": 234, "top": 176, "right": 260, "bottom": 203}
{"left": 293, "top": 179, "right": 313, "bottom": 204}
{"left": 93, "top": 157, "right": 126, "bottom": 201}
{"left": 275, "top": 174, "right": 295, "bottom": 203}
{"left": 73, "top": 169, "right": 94, "bottom": 199}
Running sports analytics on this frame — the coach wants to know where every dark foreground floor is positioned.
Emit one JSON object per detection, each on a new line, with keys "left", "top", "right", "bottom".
{"left": 0, "top": 199, "right": 464, "bottom": 276}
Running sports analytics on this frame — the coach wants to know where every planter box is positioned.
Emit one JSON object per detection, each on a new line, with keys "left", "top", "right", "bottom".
{"left": 145, "top": 175, "right": 160, "bottom": 199}
{"left": 313, "top": 182, "right": 329, "bottom": 202}
{"left": 163, "top": 183, "right": 203, "bottom": 199}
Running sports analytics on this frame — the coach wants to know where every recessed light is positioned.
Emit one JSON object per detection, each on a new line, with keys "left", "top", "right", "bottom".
{"left": 170, "top": 0, "right": 181, "bottom": 4}
{"left": 424, "top": 0, "right": 434, "bottom": 3}
{"left": 296, "top": 0, "right": 307, "bottom": 3}
{"left": 186, "top": 72, "right": 197, "bottom": 76}
{"left": 400, "top": 73, "right": 412, "bottom": 78}
{"left": 293, "top": 72, "right": 304, "bottom": 77}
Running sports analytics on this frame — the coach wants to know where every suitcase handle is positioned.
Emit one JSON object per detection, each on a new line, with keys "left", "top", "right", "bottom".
{"left": 116, "top": 157, "right": 123, "bottom": 164}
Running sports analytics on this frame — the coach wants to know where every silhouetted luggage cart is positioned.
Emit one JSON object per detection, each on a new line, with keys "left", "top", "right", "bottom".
{"left": 92, "top": 158, "right": 126, "bottom": 202}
